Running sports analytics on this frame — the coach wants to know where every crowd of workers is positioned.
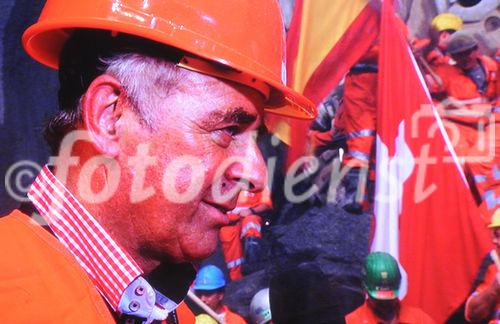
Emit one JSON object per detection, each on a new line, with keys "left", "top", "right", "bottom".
{"left": 311, "top": 12, "right": 499, "bottom": 220}
{"left": 193, "top": 252, "right": 435, "bottom": 323}
{"left": 0, "top": 0, "right": 498, "bottom": 322}
{"left": 196, "top": 206, "right": 499, "bottom": 323}
{"left": 423, "top": 16, "right": 499, "bottom": 223}
{"left": 191, "top": 265, "right": 271, "bottom": 324}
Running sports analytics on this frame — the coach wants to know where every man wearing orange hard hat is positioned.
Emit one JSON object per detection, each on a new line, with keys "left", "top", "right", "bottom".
{"left": 0, "top": 1, "right": 316, "bottom": 323}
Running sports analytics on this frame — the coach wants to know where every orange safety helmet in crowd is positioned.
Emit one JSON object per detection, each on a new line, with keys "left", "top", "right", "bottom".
{"left": 22, "top": 0, "right": 316, "bottom": 120}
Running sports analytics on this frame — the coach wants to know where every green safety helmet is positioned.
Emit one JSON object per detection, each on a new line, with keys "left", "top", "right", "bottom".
{"left": 363, "top": 252, "right": 401, "bottom": 300}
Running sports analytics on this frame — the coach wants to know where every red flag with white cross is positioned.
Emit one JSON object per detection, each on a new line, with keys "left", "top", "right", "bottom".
{"left": 372, "top": 1, "right": 491, "bottom": 322}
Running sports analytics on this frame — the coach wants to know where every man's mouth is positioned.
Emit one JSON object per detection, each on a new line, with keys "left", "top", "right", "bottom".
{"left": 204, "top": 195, "right": 239, "bottom": 213}
{"left": 203, "top": 201, "right": 232, "bottom": 226}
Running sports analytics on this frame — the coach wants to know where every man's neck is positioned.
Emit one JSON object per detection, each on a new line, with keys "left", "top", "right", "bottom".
{"left": 55, "top": 162, "right": 154, "bottom": 272}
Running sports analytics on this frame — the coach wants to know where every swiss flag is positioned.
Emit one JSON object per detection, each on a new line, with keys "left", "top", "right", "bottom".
{"left": 371, "top": 1, "right": 491, "bottom": 322}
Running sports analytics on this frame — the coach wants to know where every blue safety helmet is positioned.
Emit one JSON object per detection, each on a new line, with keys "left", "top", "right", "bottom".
{"left": 194, "top": 265, "right": 226, "bottom": 291}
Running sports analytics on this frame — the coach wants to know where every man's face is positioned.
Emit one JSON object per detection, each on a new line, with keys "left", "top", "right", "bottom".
{"left": 367, "top": 296, "right": 400, "bottom": 322}
{"left": 116, "top": 70, "right": 266, "bottom": 267}
{"left": 452, "top": 47, "right": 480, "bottom": 70}
{"left": 438, "top": 31, "right": 453, "bottom": 50}
{"left": 491, "top": 228, "right": 500, "bottom": 255}
{"left": 196, "top": 289, "right": 225, "bottom": 311}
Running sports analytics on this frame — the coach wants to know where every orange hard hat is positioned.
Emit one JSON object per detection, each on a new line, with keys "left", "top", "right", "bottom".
{"left": 22, "top": 0, "right": 316, "bottom": 120}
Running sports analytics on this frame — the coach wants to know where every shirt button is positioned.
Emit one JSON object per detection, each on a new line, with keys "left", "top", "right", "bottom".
{"left": 135, "top": 285, "right": 145, "bottom": 296}
{"left": 129, "top": 300, "right": 140, "bottom": 312}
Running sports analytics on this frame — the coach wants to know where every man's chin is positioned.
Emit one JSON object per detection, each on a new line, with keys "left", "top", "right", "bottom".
{"left": 181, "top": 239, "right": 218, "bottom": 262}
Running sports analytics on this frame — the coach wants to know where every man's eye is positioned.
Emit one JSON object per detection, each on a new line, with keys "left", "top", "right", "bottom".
{"left": 211, "top": 126, "right": 240, "bottom": 148}
{"left": 222, "top": 126, "right": 239, "bottom": 136}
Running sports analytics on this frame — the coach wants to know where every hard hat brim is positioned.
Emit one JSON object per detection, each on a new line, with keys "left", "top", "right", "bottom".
{"left": 22, "top": 19, "right": 317, "bottom": 121}
{"left": 367, "top": 288, "right": 399, "bottom": 300}
{"left": 193, "top": 284, "right": 225, "bottom": 291}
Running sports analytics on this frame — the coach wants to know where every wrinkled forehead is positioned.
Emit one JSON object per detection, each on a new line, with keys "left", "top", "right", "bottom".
{"left": 177, "top": 71, "right": 265, "bottom": 113}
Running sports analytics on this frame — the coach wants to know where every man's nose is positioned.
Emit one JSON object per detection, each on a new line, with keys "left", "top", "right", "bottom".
{"left": 225, "top": 136, "right": 266, "bottom": 192}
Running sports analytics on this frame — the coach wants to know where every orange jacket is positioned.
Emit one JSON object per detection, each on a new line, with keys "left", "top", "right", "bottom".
{"left": 0, "top": 209, "right": 195, "bottom": 323}
{"left": 431, "top": 56, "right": 498, "bottom": 127}
{"left": 346, "top": 300, "right": 436, "bottom": 324}
{"left": 432, "top": 56, "right": 497, "bottom": 102}
{"left": 341, "top": 70, "right": 378, "bottom": 168}
{"left": 425, "top": 47, "right": 454, "bottom": 67}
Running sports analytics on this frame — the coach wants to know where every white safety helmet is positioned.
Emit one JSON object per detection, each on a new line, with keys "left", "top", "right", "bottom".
{"left": 250, "top": 288, "right": 272, "bottom": 324}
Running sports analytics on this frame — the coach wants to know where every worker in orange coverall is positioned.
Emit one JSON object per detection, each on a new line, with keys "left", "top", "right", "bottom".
{"left": 311, "top": 18, "right": 418, "bottom": 215}
{"left": 219, "top": 188, "right": 272, "bottom": 281}
{"left": 430, "top": 32, "right": 499, "bottom": 221}
{"left": 346, "top": 252, "right": 436, "bottom": 324}
{"left": 338, "top": 44, "right": 379, "bottom": 215}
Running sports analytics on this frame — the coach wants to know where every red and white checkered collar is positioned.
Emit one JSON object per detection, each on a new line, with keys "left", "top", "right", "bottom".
{"left": 27, "top": 165, "right": 176, "bottom": 320}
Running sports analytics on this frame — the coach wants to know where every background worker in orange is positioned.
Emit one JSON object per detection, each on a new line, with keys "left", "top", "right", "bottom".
{"left": 465, "top": 209, "right": 500, "bottom": 323}
{"left": 193, "top": 265, "right": 247, "bottom": 324}
{"left": 219, "top": 188, "right": 272, "bottom": 280}
{"left": 431, "top": 33, "right": 497, "bottom": 103}
{"left": 417, "top": 13, "right": 463, "bottom": 91}
{"left": 0, "top": 0, "right": 316, "bottom": 322}
{"left": 336, "top": 43, "right": 379, "bottom": 214}
{"left": 339, "top": 17, "right": 419, "bottom": 214}
{"left": 430, "top": 33, "right": 499, "bottom": 219}
{"left": 346, "top": 252, "right": 435, "bottom": 324}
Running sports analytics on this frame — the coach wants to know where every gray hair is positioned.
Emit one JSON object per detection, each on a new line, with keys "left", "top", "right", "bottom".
{"left": 45, "top": 51, "right": 185, "bottom": 153}
{"left": 103, "top": 52, "right": 186, "bottom": 127}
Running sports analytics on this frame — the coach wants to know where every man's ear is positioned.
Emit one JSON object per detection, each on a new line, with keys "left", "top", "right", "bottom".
{"left": 82, "top": 75, "right": 123, "bottom": 157}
